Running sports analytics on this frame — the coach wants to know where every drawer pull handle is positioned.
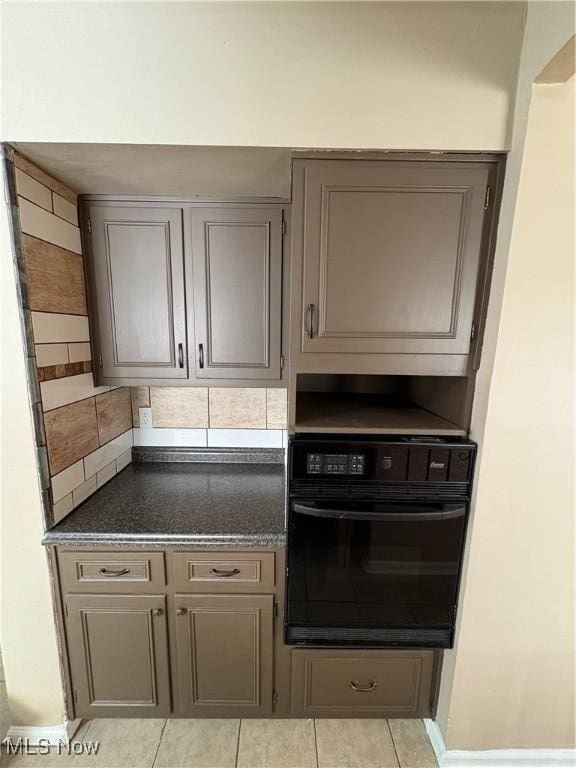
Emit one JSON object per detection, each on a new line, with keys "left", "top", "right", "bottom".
{"left": 209, "top": 568, "right": 241, "bottom": 578}
{"left": 347, "top": 680, "right": 378, "bottom": 692}
{"left": 98, "top": 568, "right": 130, "bottom": 577}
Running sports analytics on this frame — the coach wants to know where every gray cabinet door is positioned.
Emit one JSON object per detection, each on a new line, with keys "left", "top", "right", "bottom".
{"left": 66, "top": 594, "right": 171, "bottom": 718}
{"left": 297, "top": 160, "right": 489, "bottom": 355}
{"left": 87, "top": 204, "right": 187, "bottom": 379}
{"left": 174, "top": 593, "right": 274, "bottom": 715}
{"left": 190, "top": 208, "right": 283, "bottom": 379}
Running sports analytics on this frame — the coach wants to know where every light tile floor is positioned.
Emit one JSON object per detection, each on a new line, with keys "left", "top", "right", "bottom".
{"left": 1, "top": 718, "right": 438, "bottom": 768}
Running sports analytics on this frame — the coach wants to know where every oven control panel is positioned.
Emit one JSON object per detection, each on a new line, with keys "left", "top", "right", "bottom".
{"left": 292, "top": 437, "right": 476, "bottom": 485}
{"left": 306, "top": 453, "right": 365, "bottom": 475}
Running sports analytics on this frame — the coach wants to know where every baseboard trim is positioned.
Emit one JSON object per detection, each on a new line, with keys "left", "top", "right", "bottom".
{"left": 6, "top": 719, "right": 81, "bottom": 746}
{"left": 424, "top": 719, "right": 576, "bottom": 767}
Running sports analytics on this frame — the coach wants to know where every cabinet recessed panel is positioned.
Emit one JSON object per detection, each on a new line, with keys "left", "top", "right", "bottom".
{"left": 66, "top": 594, "right": 171, "bottom": 717}
{"left": 175, "top": 593, "right": 273, "bottom": 714}
{"left": 191, "top": 208, "right": 283, "bottom": 380}
{"left": 206, "top": 222, "right": 269, "bottom": 367}
{"left": 106, "top": 222, "right": 174, "bottom": 365}
{"left": 88, "top": 205, "right": 187, "bottom": 379}
{"left": 193, "top": 609, "right": 259, "bottom": 704}
{"left": 323, "top": 189, "right": 465, "bottom": 336}
{"left": 83, "top": 609, "right": 154, "bottom": 704}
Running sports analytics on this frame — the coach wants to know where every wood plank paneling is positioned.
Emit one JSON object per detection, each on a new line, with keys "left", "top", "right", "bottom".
{"left": 22, "top": 234, "right": 87, "bottom": 314}
{"left": 95, "top": 388, "right": 132, "bottom": 445}
{"left": 44, "top": 397, "right": 100, "bottom": 475}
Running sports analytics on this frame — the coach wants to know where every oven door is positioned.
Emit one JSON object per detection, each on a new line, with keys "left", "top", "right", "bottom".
{"left": 285, "top": 499, "right": 468, "bottom": 648}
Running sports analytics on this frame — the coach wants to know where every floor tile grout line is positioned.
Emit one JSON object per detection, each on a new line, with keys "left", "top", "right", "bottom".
{"left": 313, "top": 718, "right": 319, "bottom": 768}
{"left": 151, "top": 719, "right": 168, "bottom": 768}
{"left": 234, "top": 718, "right": 242, "bottom": 768}
{"left": 386, "top": 719, "right": 402, "bottom": 768}
{"left": 69, "top": 718, "right": 93, "bottom": 766}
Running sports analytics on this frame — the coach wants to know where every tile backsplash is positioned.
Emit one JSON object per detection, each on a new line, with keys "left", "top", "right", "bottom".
{"left": 12, "top": 152, "right": 134, "bottom": 525}
{"left": 131, "top": 387, "right": 287, "bottom": 448}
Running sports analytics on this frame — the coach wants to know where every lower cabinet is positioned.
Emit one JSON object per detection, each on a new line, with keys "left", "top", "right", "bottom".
{"left": 65, "top": 593, "right": 171, "bottom": 717}
{"left": 173, "top": 593, "right": 274, "bottom": 715}
{"left": 291, "top": 648, "right": 435, "bottom": 717}
{"left": 58, "top": 550, "right": 439, "bottom": 720}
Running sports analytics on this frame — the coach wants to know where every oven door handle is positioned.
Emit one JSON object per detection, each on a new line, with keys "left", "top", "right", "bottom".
{"left": 291, "top": 503, "right": 467, "bottom": 522}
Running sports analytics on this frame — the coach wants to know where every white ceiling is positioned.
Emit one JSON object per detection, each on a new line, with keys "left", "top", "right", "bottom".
{"left": 13, "top": 143, "right": 292, "bottom": 199}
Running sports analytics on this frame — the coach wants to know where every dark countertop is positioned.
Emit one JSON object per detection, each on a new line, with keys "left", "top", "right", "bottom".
{"left": 43, "top": 452, "right": 286, "bottom": 548}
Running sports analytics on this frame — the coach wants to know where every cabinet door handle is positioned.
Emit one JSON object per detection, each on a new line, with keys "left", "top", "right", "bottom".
{"left": 209, "top": 568, "right": 241, "bottom": 578}
{"left": 198, "top": 343, "right": 204, "bottom": 369}
{"left": 152, "top": 609, "right": 163, "bottom": 617}
{"left": 98, "top": 568, "right": 130, "bottom": 577}
{"left": 176, "top": 608, "right": 186, "bottom": 617}
{"left": 177, "top": 343, "right": 184, "bottom": 369}
{"left": 306, "top": 303, "right": 315, "bottom": 339}
{"left": 347, "top": 680, "right": 378, "bottom": 692}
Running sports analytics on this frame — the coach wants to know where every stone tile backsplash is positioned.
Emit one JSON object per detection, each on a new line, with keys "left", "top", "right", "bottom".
{"left": 133, "top": 387, "right": 287, "bottom": 431}
{"left": 208, "top": 388, "right": 267, "bottom": 429}
{"left": 149, "top": 387, "right": 209, "bottom": 428}
{"left": 12, "top": 152, "right": 134, "bottom": 525}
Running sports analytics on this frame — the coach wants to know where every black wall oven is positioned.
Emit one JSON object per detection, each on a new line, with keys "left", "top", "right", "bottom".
{"left": 285, "top": 435, "right": 476, "bottom": 649}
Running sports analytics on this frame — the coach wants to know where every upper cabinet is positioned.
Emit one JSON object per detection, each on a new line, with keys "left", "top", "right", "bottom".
{"left": 190, "top": 207, "right": 283, "bottom": 380}
{"left": 292, "top": 158, "right": 498, "bottom": 375}
{"left": 84, "top": 201, "right": 287, "bottom": 386}
{"left": 86, "top": 204, "right": 188, "bottom": 380}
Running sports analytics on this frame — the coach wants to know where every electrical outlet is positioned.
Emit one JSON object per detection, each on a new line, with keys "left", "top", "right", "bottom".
{"left": 139, "top": 407, "right": 153, "bottom": 428}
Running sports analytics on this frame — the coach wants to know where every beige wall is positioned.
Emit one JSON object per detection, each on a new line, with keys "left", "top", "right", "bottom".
{"left": 436, "top": 6, "right": 575, "bottom": 748}
{"left": 1, "top": 2, "right": 524, "bottom": 150}
{"left": 0, "top": 164, "right": 65, "bottom": 726}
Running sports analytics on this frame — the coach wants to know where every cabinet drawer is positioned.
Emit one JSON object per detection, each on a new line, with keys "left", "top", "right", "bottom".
{"left": 291, "top": 649, "right": 435, "bottom": 717}
{"left": 58, "top": 551, "right": 166, "bottom": 592}
{"left": 170, "top": 551, "right": 275, "bottom": 593}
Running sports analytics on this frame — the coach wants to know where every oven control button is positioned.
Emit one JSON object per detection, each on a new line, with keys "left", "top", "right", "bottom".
{"left": 449, "top": 449, "right": 472, "bottom": 481}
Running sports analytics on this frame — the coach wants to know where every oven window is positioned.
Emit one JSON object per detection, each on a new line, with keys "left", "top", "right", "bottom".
{"left": 287, "top": 501, "right": 467, "bottom": 629}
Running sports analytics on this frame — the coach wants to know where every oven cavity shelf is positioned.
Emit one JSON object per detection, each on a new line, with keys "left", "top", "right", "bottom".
{"left": 295, "top": 393, "right": 466, "bottom": 436}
